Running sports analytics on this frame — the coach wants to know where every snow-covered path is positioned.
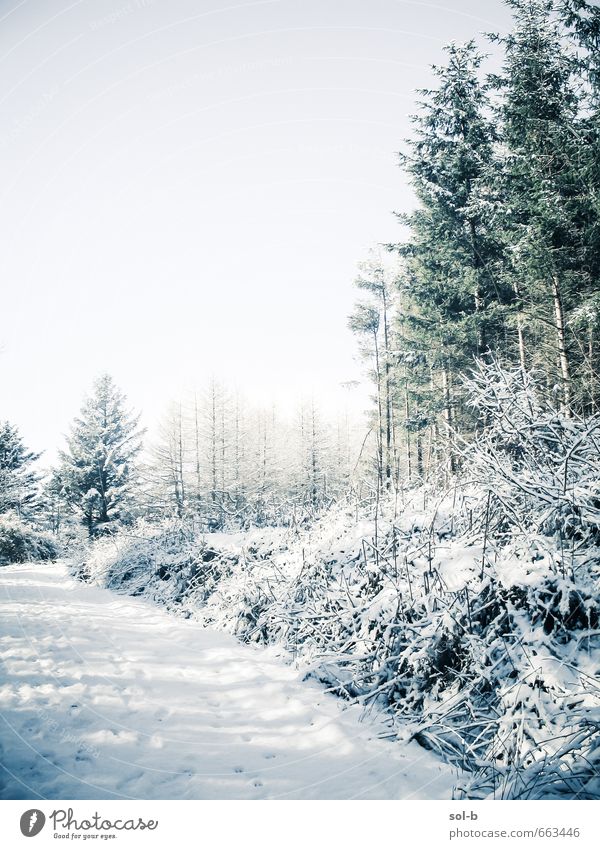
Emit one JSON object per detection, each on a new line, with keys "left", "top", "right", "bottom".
{"left": 0, "top": 564, "right": 455, "bottom": 800}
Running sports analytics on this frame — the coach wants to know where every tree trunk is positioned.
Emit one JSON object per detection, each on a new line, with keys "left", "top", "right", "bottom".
{"left": 588, "top": 323, "right": 596, "bottom": 413}
{"left": 416, "top": 433, "right": 424, "bottom": 479}
{"left": 469, "top": 219, "right": 486, "bottom": 355}
{"left": 551, "top": 273, "right": 571, "bottom": 413}
{"left": 404, "top": 373, "right": 412, "bottom": 482}
{"left": 311, "top": 403, "right": 318, "bottom": 507}
{"left": 373, "top": 330, "right": 384, "bottom": 494}
{"left": 177, "top": 403, "right": 185, "bottom": 513}
{"left": 441, "top": 363, "right": 456, "bottom": 474}
{"left": 381, "top": 287, "right": 393, "bottom": 491}
{"left": 513, "top": 279, "right": 527, "bottom": 372}
{"left": 194, "top": 394, "right": 201, "bottom": 509}
{"left": 211, "top": 384, "right": 217, "bottom": 506}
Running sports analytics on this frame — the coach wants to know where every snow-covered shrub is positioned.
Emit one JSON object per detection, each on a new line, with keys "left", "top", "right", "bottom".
{"left": 462, "top": 359, "right": 600, "bottom": 550}
{"left": 0, "top": 513, "right": 59, "bottom": 564}
{"left": 78, "top": 520, "right": 231, "bottom": 609}
{"left": 77, "top": 492, "right": 600, "bottom": 798}
{"left": 199, "top": 478, "right": 600, "bottom": 798}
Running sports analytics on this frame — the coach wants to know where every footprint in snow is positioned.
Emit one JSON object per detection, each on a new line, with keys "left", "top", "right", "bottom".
{"left": 152, "top": 708, "right": 169, "bottom": 723}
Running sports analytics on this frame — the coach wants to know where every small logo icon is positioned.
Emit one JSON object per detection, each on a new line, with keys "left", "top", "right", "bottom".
{"left": 19, "top": 809, "right": 46, "bottom": 837}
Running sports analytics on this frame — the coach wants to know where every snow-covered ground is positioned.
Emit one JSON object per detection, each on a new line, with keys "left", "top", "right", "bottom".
{"left": 0, "top": 563, "right": 456, "bottom": 800}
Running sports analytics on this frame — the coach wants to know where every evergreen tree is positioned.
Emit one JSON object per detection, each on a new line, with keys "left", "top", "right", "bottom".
{"left": 560, "top": 0, "right": 600, "bottom": 98}
{"left": 493, "top": 0, "right": 592, "bottom": 410}
{"left": 395, "top": 41, "right": 507, "bottom": 469}
{"left": 348, "top": 0, "right": 600, "bottom": 485}
{"left": 0, "top": 422, "right": 40, "bottom": 517}
{"left": 392, "top": 278, "right": 440, "bottom": 481}
{"left": 559, "top": 0, "right": 600, "bottom": 410}
{"left": 58, "top": 375, "right": 143, "bottom": 536}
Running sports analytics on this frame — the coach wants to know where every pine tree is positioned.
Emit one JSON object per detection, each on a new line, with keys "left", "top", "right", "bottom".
{"left": 0, "top": 422, "right": 40, "bottom": 518}
{"left": 493, "top": 0, "right": 592, "bottom": 410}
{"left": 58, "top": 375, "right": 143, "bottom": 536}
{"left": 560, "top": 1, "right": 600, "bottom": 97}
{"left": 396, "top": 41, "right": 507, "bottom": 469}
{"left": 392, "top": 279, "right": 439, "bottom": 481}
{"left": 558, "top": 0, "right": 600, "bottom": 410}
{"left": 347, "top": 0, "right": 600, "bottom": 491}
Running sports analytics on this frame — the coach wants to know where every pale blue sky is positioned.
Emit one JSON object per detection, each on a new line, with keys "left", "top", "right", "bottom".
{"left": 0, "top": 0, "right": 512, "bottom": 457}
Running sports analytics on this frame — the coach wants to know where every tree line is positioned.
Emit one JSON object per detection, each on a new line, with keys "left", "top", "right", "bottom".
{"left": 350, "top": 0, "right": 600, "bottom": 488}
{"left": 142, "top": 381, "right": 357, "bottom": 528}
{"left": 0, "top": 375, "right": 359, "bottom": 539}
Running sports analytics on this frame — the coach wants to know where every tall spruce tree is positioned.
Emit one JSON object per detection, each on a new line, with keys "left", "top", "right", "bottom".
{"left": 58, "top": 375, "right": 143, "bottom": 536}
{"left": 0, "top": 422, "right": 40, "bottom": 517}
{"left": 493, "top": 0, "right": 591, "bottom": 410}
{"left": 558, "top": 0, "right": 600, "bottom": 410}
{"left": 396, "top": 41, "right": 506, "bottom": 468}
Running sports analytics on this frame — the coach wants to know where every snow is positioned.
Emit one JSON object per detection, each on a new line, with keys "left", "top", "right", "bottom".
{"left": 0, "top": 562, "right": 457, "bottom": 800}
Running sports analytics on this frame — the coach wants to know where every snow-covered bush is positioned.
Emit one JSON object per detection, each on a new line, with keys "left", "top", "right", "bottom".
{"left": 200, "top": 495, "right": 600, "bottom": 799}
{"left": 77, "top": 520, "right": 233, "bottom": 610}
{"left": 0, "top": 513, "right": 59, "bottom": 564}
{"left": 462, "top": 359, "right": 600, "bottom": 550}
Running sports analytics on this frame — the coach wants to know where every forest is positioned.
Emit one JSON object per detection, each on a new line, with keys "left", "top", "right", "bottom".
{"left": 1, "top": 0, "right": 600, "bottom": 800}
